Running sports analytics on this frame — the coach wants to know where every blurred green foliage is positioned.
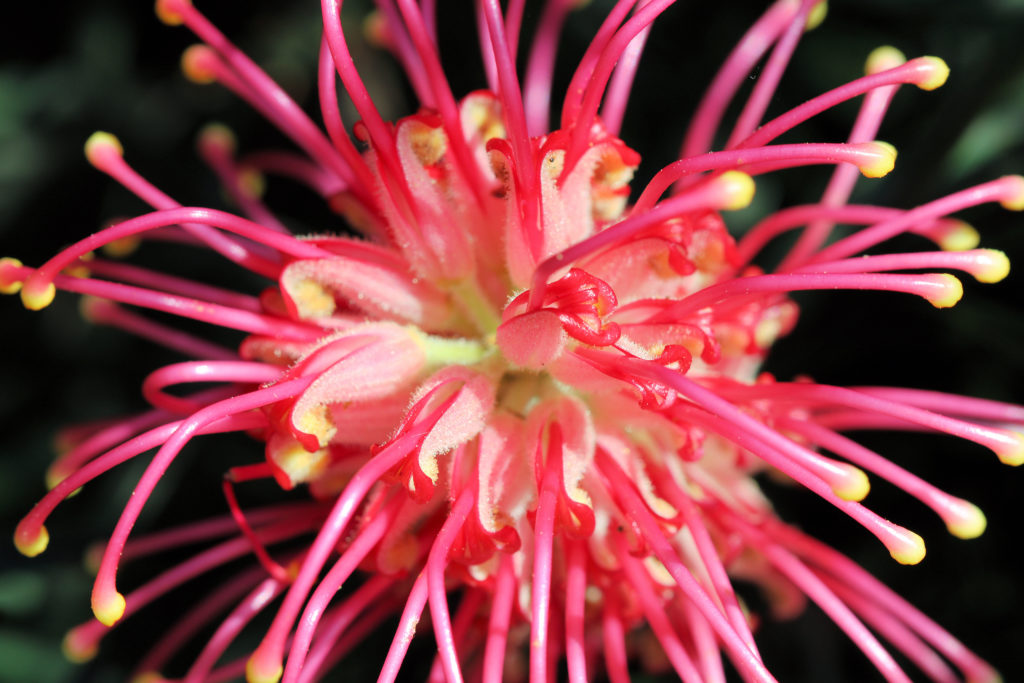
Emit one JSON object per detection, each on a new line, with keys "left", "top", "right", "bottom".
{"left": 2, "top": 1, "right": 1023, "bottom": 681}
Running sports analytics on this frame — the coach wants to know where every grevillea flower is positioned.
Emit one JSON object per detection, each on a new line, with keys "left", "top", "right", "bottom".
{"left": 5, "top": 0, "right": 1023, "bottom": 681}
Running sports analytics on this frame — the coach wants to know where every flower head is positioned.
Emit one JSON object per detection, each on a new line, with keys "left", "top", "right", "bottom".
{"left": 6, "top": 1, "right": 1022, "bottom": 681}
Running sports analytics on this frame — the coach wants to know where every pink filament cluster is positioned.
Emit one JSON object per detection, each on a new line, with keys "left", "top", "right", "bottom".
{"left": 6, "top": 1, "right": 1024, "bottom": 682}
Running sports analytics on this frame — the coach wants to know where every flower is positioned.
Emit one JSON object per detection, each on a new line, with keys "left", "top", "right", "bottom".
{"left": 5, "top": 0, "right": 1022, "bottom": 681}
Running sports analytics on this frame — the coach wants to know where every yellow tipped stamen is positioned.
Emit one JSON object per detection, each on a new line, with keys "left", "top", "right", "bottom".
{"left": 362, "top": 10, "right": 389, "bottom": 48}
{"left": 84, "top": 544, "right": 103, "bottom": 575}
{"left": 14, "top": 524, "right": 49, "bottom": 558}
{"left": 44, "top": 464, "right": 82, "bottom": 498}
{"left": 998, "top": 175, "right": 1024, "bottom": 211}
{"left": 20, "top": 281, "right": 56, "bottom": 311}
{"left": 888, "top": 529, "right": 926, "bottom": 565}
{"left": 181, "top": 45, "right": 217, "bottom": 84}
{"left": 62, "top": 628, "right": 98, "bottom": 664}
{"left": 79, "top": 295, "right": 113, "bottom": 325}
{"left": 246, "top": 655, "right": 284, "bottom": 683}
{"left": 865, "top": 46, "right": 906, "bottom": 75}
{"left": 969, "top": 669, "right": 1004, "bottom": 683}
{"left": 0, "top": 257, "right": 25, "bottom": 294}
{"left": 972, "top": 250, "right": 1010, "bottom": 284}
{"left": 131, "top": 673, "right": 170, "bottom": 683}
{"left": 155, "top": 0, "right": 190, "bottom": 26}
{"left": 84, "top": 131, "right": 123, "bottom": 169}
{"left": 943, "top": 499, "right": 987, "bottom": 540}
{"left": 805, "top": 1, "right": 827, "bottom": 31}
{"left": 102, "top": 235, "right": 141, "bottom": 258}
{"left": 858, "top": 141, "right": 897, "bottom": 178}
{"left": 199, "top": 122, "right": 237, "bottom": 155}
{"left": 937, "top": 220, "right": 980, "bottom": 251}
{"left": 45, "top": 465, "right": 67, "bottom": 490}
{"left": 832, "top": 464, "right": 870, "bottom": 502}
{"left": 995, "top": 430, "right": 1024, "bottom": 466}
{"left": 238, "top": 167, "right": 267, "bottom": 199}
{"left": 716, "top": 170, "right": 756, "bottom": 211}
{"left": 914, "top": 56, "right": 950, "bottom": 91}
{"left": 926, "top": 274, "right": 963, "bottom": 309}
{"left": 92, "top": 590, "right": 127, "bottom": 627}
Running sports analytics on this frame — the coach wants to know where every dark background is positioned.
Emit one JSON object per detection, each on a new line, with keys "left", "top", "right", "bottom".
{"left": 2, "top": 1, "right": 1023, "bottom": 681}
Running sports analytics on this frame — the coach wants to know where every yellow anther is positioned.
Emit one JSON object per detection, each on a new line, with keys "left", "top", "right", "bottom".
{"left": 0, "top": 257, "right": 25, "bottom": 294}
{"left": 995, "top": 430, "right": 1024, "bottom": 466}
{"left": 859, "top": 141, "right": 897, "bottom": 179}
{"left": 914, "top": 56, "right": 950, "bottom": 91}
{"left": 888, "top": 529, "right": 926, "bottom": 565}
{"left": 972, "top": 250, "right": 1010, "bottom": 284}
{"left": 238, "top": 167, "right": 267, "bottom": 199}
{"left": 246, "top": 656, "right": 284, "bottom": 683}
{"left": 865, "top": 46, "right": 906, "bottom": 75}
{"left": 998, "top": 175, "right": 1024, "bottom": 211}
{"left": 181, "top": 44, "right": 217, "bottom": 84}
{"left": 805, "top": 1, "right": 827, "bottom": 31}
{"left": 102, "top": 235, "right": 141, "bottom": 258}
{"left": 362, "top": 10, "right": 389, "bottom": 48}
{"left": 155, "top": 0, "right": 191, "bottom": 26}
{"left": 199, "top": 122, "right": 237, "bottom": 156}
{"left": 92, "top": 590, "right": 127, "bottom": 627}
{"left": 716, "top": 171, "right": 756, "bottom": 211}
{"left": 84, "top": 131, "right": 123, "bottom": 169}
{"left": 14, "top": 524, "right": 49, "bottom": 557}
{"left": 937, "top": 220, "right": 980, "bottom": 251}
{"left": 943, "top": 500, "right": 987, "bottom": 540}
{"left": 62, "top": 628, "right": 98, "bottom": 664}
{"left": 20, "top": 281, "right": 56, "bottom": 311}
{"left": 926, "top": 274, "right": 963, "bottom": 309}
{"left": 831, "top": 464, "right": 870, "bottom": 502}
{"left": 131, "top": 673, "right": 170, "bottom": 683}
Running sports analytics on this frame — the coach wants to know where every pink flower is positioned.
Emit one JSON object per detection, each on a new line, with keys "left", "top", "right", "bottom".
{"left": 5, "top": 0, "right": 1022, "bottom": 681}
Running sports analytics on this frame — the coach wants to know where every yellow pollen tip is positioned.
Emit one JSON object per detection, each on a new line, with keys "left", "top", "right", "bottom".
{"left": 92, "top": 590, "right": 126, "bottom": 627}
{"left": 362, "top": 10, "right": 389, "bottom": 48}
{"left": 995, "top": 430, "right": 1024, "bottom": 466}
{"left": 45, "top": 465, "right": 67, "bottom": 490}
{"left": 14, "top": 523, "right": 49, "bottom": 557}
{"left": 859, "top": 141, "right": 897, "bottom": 178}
{"left": 20, "top": 281, "right": 56, "bottom": 311}
{"left": 45, "top": 466, "right": 82, "bottom": 498}
{"left": 938, "top": 220, "right": 980, "bottom": 251}
{"left": 198, "top": 122, "right": 237, "bottom": 155}
{"left": 246, "top": 655, "right": 284, "bottom": 683}
{"left": 805, "top": 1, "right": 827, "bottom": 31}
{"left": 944, "top": 500, "right": 987, "bottom": 540}
{"left": 968, "top": 668, "right": 1004, "bottom": 683}
{"left": 972, "top": 250, "right": 1010, "bottom": 284}
{"left": 62, "top": 628, "right": 98, "bottom": 664}
{"left": 888, "top": 529, "right": 926, "bottom": 565}
{"left": 865, "top": 46, "right": 906, "bottom": 75}
{"left": 926, "top": 274, "right": 962, "bottom": 308}
{"left": 155, "top": 0, "right": 190, "bottom": 26}
{"left": 0, "top": 257, "right": 25, "bottom": 294}
{"left": 131, "top": 673, "right": 169, "bottom": 683}
{"left": 716, "top": 171, "right": 756, "bottom": 211}
{"left": 238, "top": 167, "right": 267, "bottom": 199}
{"left": 998, "top": 175, "right": 1024, "bottom": 211}
{"left": 102, "top": 235, "right": 141, "bottom": 258}
{"left": 832, "top": 465, "right": 870, "bottom": 502}
{"left": 914, "top": 56, "right": 950, "bottom": 91}
{"left": 85, "top": 131, "right": 123, "bottom": 169}
{"left": 181, "top": 45, "right": 217, "bottom": 84}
